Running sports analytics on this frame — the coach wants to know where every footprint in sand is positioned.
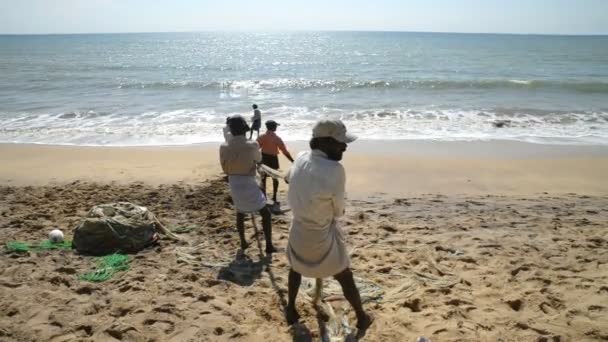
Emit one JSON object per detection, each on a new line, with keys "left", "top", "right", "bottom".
{"left": 143, "top": 318, "right": 176, "bottom": 334}
{"left": 504, "top": 298, "right": 523, "bottom": 311}
{"left": 102, "top": 322, "right": 140, "bottom": 341}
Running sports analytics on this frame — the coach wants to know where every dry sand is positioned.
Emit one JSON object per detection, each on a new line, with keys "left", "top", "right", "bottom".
{"left": 1, "top": 141, "right": 607, "bottom": 341}
{"left": 1, "top": 141, "right": 608, "bottom": 196}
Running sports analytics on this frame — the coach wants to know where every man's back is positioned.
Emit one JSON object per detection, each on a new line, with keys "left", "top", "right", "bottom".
{"left": 257, "top": 131, "right": 287, "bottom": 156}
{"left": 252, "top": 109, "right": 261, "bottom": 121}
{"left": 219, "top": 135, "right": 261, "bottom": 176}
{"left": 286, "top": 149, "right": 349, "bottom": 279}
{"left": 287, "top": 150, "right": 346, "bottom": 228}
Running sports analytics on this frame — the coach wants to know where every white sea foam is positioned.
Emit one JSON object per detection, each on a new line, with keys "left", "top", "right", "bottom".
{"left": 1, "top": 107, "right": 607, "bottom": 146}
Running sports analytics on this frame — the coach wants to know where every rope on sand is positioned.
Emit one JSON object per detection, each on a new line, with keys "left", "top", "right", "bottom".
{"left": 300, "top": 243, "right": 458, "bottom": 340}
{"left": 301, "top": 277, "right": 384, "bottom": 305}
{"left": 299, "top": 276, "right": 384, "bottom": 341}
{"left": 153, "top": 216, "right": 183, "bottom": 241}
{"left": 175, "top": 240, "right": 233, "bottom": 267}
{"left": 354, "top": 243, "right": 459, "bottom": 301}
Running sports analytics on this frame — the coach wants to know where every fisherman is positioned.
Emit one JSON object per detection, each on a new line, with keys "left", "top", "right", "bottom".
{"left": 219, "top": 115, "right": 276, "bottom": 254}
{"left": 257, "top": 120, "right": 294, "bottom": 210}
{"left": 249, "top": 104, "right": 262, "bottom": 139}
{"left": 284, "top": 119, "right": 373, "bottom": 330}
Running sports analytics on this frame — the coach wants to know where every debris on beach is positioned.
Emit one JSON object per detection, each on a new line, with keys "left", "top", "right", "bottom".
{"left": 72, "top": 202, "right": 180, "bottom": 256}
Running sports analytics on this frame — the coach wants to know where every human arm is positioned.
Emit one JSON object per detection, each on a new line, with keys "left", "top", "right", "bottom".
{"left": 332, "top": 165, "right": 346, "bottom": 217}
{"left": 222, "top": 126, "right": 231, "bottom": 142}
{"left": 219, "top": 145, "right": 229, "bottom": 174}
{"left": 252, "top": 141, "right": 262, "bottom": 164}
{"left": 277, "top": 138, "right": 294, "bottom": 162}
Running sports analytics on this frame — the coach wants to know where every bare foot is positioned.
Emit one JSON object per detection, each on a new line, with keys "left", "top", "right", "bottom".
{"left": 356, "top": 313, "right": 374, "bottom": 331}
{"left": 285, "top": 305, "right": 301, "bottom": 325}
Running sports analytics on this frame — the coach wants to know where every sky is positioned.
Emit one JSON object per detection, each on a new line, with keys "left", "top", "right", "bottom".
{"left": 0, "top": 0, "right": 607, "bottom": 35}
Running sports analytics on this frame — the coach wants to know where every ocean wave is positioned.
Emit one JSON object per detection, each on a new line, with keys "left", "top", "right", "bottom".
{"left": 1, "top": 107, "right": 607, "bottom": 146}
{"left": 115, "top": 78, "right": 608, "bottom": 93}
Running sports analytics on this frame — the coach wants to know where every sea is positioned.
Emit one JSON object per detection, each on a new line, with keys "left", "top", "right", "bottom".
{"left": 1, "top": 31, "right": 607, "bottom": 146}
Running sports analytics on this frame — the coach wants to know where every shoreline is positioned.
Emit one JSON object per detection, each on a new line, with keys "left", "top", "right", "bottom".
{"left": 1, "top": 138, "right": 607, "bottom": 157}
{"left": 1, "top": 140, "right": 607, "bottom": 196}
{"left": 1, "top": 138, "right": 608, "bottom": 155}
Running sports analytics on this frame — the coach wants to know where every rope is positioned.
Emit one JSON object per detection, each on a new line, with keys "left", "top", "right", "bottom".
{"left": 153, "top": 216, "right": 183, "bottom": 241}
{"left": 251, "top": 213, "right": 264, "bottom": 256}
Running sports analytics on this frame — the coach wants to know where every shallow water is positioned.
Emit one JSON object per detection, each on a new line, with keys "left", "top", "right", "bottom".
{"left": 1, "top": 31, "right": 607, "bottom": 145}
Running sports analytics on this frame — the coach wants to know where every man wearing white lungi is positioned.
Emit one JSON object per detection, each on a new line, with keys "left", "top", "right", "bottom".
{"left": 219, "top": 115, "right": 277, "bottom": 254}
{"left": 284, "top": 119, "right": 372, "bottom": 331}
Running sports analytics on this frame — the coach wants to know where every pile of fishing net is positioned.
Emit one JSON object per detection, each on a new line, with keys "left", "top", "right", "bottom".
{"left": 73, "top": 202, "right": 180, "bottom": 255}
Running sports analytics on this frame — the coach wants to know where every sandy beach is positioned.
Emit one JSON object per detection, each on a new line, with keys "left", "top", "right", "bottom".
{"left": 1, "top": 141, "right": 608, "bottom": 341}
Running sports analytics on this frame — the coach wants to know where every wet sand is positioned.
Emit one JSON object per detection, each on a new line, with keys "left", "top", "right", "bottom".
{"left": 1, "top": 141, "right": 608, "bottom": 195}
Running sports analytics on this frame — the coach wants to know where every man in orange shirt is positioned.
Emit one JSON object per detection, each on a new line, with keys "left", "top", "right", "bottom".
{"left": 257, "top": 120, "right": 294, "bottom": 206}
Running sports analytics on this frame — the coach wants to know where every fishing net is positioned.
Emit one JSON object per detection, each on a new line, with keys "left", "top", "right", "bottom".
{"left": 73, "top": 202, "right": 180, "bottom": 256}
{"left": 79, "top": 253, "right": 130, "bottom": 282}
{"left": 170, "top": 225, "right": 199, "bottom": 234}
{"left": 300, "top": 277, "right": 384, "bottom": 304}
{"left": 175, "top": 240, "right": 233, "bottom": 268}
{"left": 6, "top": 240, "right": 73, "bottom": 253}
{"left": 38, "top": 239, "right": 73, "bottom": 250}
{"left": 299, "top": 243, "right": 459, "bottom": 341}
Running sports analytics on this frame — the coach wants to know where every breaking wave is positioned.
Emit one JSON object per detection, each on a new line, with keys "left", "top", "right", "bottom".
{"left": 115, "top": 78, "right": 608, "bottom": 94}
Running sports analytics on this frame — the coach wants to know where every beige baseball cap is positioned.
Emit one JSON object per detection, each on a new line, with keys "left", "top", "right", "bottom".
{"left": 312, "top": 119, "right": 357, "bottom": 143}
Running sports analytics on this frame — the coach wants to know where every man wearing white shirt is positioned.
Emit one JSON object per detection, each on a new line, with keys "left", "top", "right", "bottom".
{"left": 219, "top": 115, "right": 276, "bottom": 254}
{"left": 284, "top": 119, "right": 372, "bottom": 331}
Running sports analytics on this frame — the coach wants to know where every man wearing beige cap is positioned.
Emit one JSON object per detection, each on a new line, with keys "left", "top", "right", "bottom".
{"left": 284, "top": 119, "right": 373, "bottom": 331}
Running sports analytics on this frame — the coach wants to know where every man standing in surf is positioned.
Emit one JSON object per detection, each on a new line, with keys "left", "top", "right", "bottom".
{"left": 249, "top": 104, "right": 262, "bottom": 139}
{"left": 219, "top": 115, "right": 277, "bottom": 254}
{"left": 284, "top": 119, "right": 373, "bottom": 331}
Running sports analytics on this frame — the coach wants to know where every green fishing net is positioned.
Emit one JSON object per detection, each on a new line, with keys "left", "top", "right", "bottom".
{"left": 5, "top": 240, "right": 129, "bottom": 282}
{"left": 5, "top": 241, "right": 30, "bottom": 253}
{"left": 79, "top": 253, "right": 130, "bottom": 282}
{"left": 37, "top": 239, "right": 73, "bottom": 250}
{"left": 6, "top": 240, "right": 72, "bottom": 252}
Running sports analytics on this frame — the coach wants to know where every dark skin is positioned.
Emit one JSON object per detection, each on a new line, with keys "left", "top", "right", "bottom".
{"left": 285, "top": 137, "right": 373, "bottom": 331}
{"left": 260, "top": 125, "right": 294, "bottom": 203}
{"left": 236, "top": 207, "right": 276, "bottom": 254}
{"left": 249, "top": 105, "right": 261, "bottom": 140}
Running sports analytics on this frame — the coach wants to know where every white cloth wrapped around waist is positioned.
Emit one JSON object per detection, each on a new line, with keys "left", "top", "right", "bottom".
{"left": 287, "top": 219, "right": 350, "bottom": 279}
{"left": 228, "top": 175, "right": 266, "bottom": 213}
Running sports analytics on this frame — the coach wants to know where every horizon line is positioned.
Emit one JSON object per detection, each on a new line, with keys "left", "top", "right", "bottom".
{"left": 1, "top": 29, "right": 608, "bottom": 37}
